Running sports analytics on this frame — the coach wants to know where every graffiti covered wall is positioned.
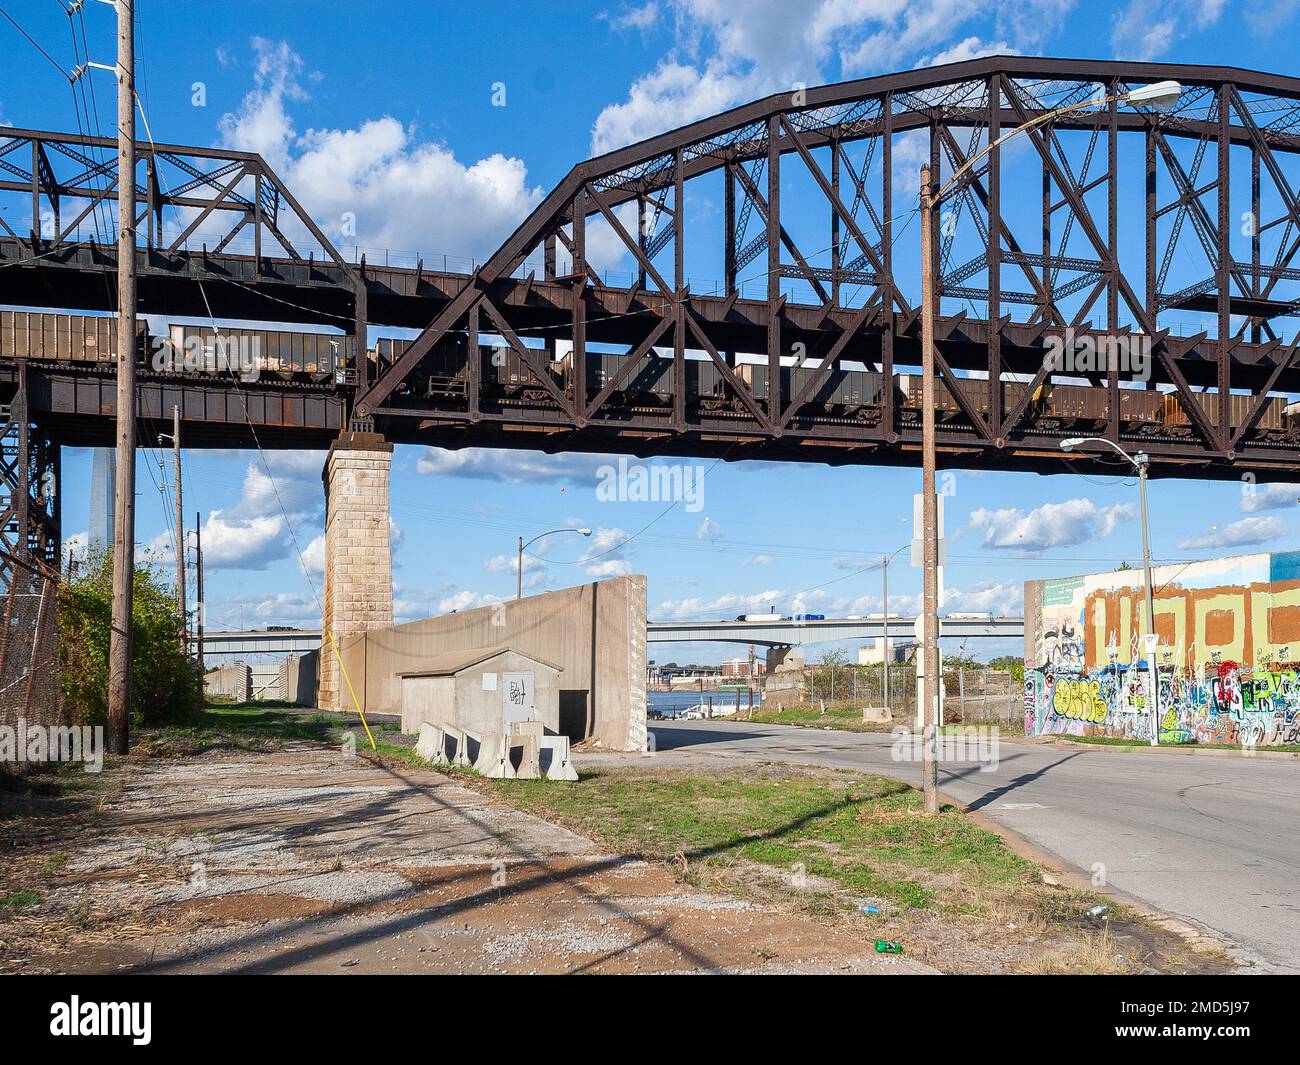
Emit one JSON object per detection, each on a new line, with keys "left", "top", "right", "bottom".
{"left": 1023, "top": 552, "right": 1300, "bottom": 746}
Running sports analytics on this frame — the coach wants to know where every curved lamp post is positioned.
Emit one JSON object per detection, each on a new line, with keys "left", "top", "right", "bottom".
{"left": 1061, "top": 437, "right": 1160, "bottom": 746}
{"left": 917, "top": 80, "right": 1181, "bottom": 807}
{"left": 516, "top": 527, "right": 592, "bottom": 599}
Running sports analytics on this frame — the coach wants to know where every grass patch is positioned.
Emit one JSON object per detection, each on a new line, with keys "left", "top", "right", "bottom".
{"left": 478, "top": 764, "right": 1033, "bottom": 913}
{"left": 745, "top": 705, "right": 885, "bottom": 732}
{"left": 741, "top": 705, "right": 1024, "bottom": 736}
{"left": 137, "top": 705, "right": 342, "bottom": 755}
{"left": 0, "top": 889, "right": 38, "bottom": 908}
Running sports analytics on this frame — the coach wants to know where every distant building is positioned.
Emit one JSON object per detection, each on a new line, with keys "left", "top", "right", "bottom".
{"left": 858, "top": 638, "right": 916, "bottom": 665}
{"left": 720, "top": 656, "right": 765, "bottom": 678}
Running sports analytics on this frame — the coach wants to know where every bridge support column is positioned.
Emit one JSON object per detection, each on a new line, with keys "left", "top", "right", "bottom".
{"left": 765, "top": 646, "right": 804, "bottom": 673}
{"left": 319, "top": 432, "right": 392, "bottom": 711}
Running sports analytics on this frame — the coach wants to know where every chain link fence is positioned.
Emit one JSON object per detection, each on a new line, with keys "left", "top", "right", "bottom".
{"left": 766, "top": 663, "right": 1021, "bottom": 725}
{"left": 0, "top": 551, "right": 63, "bottom": 777}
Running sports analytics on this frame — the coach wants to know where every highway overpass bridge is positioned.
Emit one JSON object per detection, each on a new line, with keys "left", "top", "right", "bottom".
{"left": 195, "top": 616, "right": 1025, "bottom": 658}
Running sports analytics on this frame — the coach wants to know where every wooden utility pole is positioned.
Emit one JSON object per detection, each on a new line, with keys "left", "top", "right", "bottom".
{"left": 194, "top": 511, "right": 205, "bottom": 676}
{"left": 169, "top": 406, "right": 184, "bottom": 647}
{"left": 918, "top": 164, "right": 939, "bottom": 815}
{"left": 107, "top": 0, "right": 137, "bottom": 755}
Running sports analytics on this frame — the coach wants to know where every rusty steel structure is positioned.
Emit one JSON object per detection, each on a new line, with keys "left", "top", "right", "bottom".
{"left": 4, "top": 57, "right": 1300, "bottom": 580}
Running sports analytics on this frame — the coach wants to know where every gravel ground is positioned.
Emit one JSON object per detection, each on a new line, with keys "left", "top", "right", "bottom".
{"left": 6, "top": 742, "right": 935, "bottom": 975}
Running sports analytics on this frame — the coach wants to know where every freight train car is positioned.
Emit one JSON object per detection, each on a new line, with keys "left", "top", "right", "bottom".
{"left": 378, "top": 335, "right": 564, "bottom": 401}
{"left": 0, "top": 309, "right": 143, "bottom": 361}
{"left": 165, "top": 325, "right": 351, "bottom": 380}
{"left": 370, "top": 331, "right": 1299, "bottom": 443}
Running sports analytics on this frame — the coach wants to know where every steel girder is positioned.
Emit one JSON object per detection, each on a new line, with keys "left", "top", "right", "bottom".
{"left": 348, "top": 57, "right": 1300, "bottom": 479}
{"left": 0, "top": 126, "right": 370, "bottom": 389}
{"left": 0, "top": 363, "right": 60, "bottom": 595}
{"left": 4, "top": 58, "right": 1300, "bottom": 478}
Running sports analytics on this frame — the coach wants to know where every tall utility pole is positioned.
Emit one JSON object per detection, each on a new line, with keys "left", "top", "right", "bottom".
{"left": 918, "top": 164, "right": 940, "bottom": 815}
{"left": 165, "top": 406, "right": 184, "bottom": 646}
{"left": 106, "top": 0, "right": 137, "bottom": 756}
{"left": 194, "top": 511, "right": 205, "bottom": 676}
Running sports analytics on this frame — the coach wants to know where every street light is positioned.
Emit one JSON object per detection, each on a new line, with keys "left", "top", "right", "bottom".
{"left": 1061, "top": 437, "right": 1159, "bottom": 746}
{"left": 918, "top": 81, "right": 1181, "bottom": 808}
{"left": 516, "top": 527, "right": 592, "bottom": 599}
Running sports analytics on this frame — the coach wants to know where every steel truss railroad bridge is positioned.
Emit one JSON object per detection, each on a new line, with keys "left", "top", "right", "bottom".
{"left": 4, "top": 57, "right": 1300, "bottom": 592}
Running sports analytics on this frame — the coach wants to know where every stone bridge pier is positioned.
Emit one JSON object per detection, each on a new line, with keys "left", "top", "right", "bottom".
{"left": 319, "top": 431, "right": 393, "bottom": 711}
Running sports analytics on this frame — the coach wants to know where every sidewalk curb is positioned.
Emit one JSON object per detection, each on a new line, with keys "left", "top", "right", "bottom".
{"left": 1007, "top": 736, "right": 1300, "bottom": 761}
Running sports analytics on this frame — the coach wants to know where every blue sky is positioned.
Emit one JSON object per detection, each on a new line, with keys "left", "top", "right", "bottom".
{"left": 3, "top": 0, "right": 1299, "bottom": 665}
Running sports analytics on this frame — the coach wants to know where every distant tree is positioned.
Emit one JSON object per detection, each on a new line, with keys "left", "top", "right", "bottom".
{"left": 987, "top": 655, "right": 1026, "bottom": 683}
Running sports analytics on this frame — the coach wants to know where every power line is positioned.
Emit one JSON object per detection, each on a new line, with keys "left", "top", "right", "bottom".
{"left": 0, "top": 4, "right": 72, "bottom": 78}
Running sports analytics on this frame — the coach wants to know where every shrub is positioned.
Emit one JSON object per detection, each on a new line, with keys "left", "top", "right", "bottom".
{"left": 58, "top": 548, "right": 202, "bottom": 726}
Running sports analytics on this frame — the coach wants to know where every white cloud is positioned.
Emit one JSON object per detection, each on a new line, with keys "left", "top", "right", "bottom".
{"left": 970, "top": 498, "right": 1135, "bottom": 553}
{"left": 603, "top": 2, "right": 662, "bottom": 32}
{"left": 918, "top": 36, "right": 1017, "bottom": 67}
{"left": 586, "top": 559, "right": 636, "bottom": 578}
{"left": 1245, "top": 0, "right": 1300, "bottom": 35}
{"left": 299, "top": 534, "right": 325, "bottom": 578}
{"left": 696, "top": 516, "right": 723, "bottom": 542}
{"left": 1241, "top": 483, "right": 1300, "bottom": 514}
{"left": 484, "top": 551, "right": 546, "bottom": 577}
{"left": 1110, "top": 0, "right": 1225, "bottom": 60}
{"left": 219, "top": 38, "right": 543, "bottom": 260}
{"left": 63, "top": 530, "right": 88, "bottom": 564}
{"left": 942, "top": 579, "right": 1022, "bottom": 615}
{"left": 577, "top": 526, "right": 635, "bottom": 577}
{"left": 248, "top": 592, "right": 319, "bottom": 625}
{"left": 742, "top": 554, "right": 774, "bottom": 566}
{"left": 189, "top": 511, "right": 289, "bottom": 571}
{"left": 416, "top": 446, "right": 615, "bottom": 485}
{"left": 589, "top": 1, "right": 1049, "bottom": 154}
{"left": 1177, "top": 516, "right": 1287, "bottom": 551}
{"left": 438, "top": 589, "right": 506, "bottom": 613}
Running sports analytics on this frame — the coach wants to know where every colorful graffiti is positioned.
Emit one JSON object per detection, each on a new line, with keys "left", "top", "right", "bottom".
{"left": 1025, "top": 552, "right": 1300, "bottom": 746}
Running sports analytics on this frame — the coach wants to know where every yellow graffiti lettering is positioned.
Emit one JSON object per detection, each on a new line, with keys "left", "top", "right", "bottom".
{"left": 1051, "top": 679, "right": 1109, "bottom": 724}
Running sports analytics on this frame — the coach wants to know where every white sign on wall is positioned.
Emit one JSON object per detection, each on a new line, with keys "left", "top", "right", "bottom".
{"left": 503, "top": 671, "right": 536, "bottom": 724}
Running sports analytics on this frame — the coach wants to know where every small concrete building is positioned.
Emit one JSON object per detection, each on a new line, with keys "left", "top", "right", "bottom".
{"left": 399, "top": 647, "right": 563, "bottom": 737}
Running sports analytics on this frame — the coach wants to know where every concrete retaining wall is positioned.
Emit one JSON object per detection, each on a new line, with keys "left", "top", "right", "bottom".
{"left": 280, "top": 651, "right": 319, "bottom": 706}
{"left": 338, "top": 575, "right": 647, "bottom": 751}
{"left": 204, "top": 663, "right": 251, "bottom": 703}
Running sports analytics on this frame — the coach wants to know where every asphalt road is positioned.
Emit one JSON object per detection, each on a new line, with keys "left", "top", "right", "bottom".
{"left": 647, "top": 720, "right": 1300, "bottom": 973}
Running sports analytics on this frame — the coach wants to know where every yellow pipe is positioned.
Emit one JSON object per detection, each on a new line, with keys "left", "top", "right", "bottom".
{"left": 326, "top": 629, "right": 376, "bottom": 751}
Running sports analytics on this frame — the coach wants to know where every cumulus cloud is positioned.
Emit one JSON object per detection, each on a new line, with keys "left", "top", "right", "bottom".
{"left": 602, "top": 2, "right": 663, "bottom": 33}
{"left": 1110, "top": 0, "right": 1225, "bottom": 61}
{"left": 218, "top": 38, "right": 544, "bottom": 260}
{"left": 918, "top": 36, "right": 1017, "bottom": 67}
{"left": 969, "top": 498, "right": 1135, "bottom": 553}
{"left": 437, "top": 589, "right": 507, "bottom": 613}
{"left": 1177, "top": 516, "right": 1287, "bottom": 551}
{"left": 942, "top": 579, "right": 1023, "bottom": 616}
{"left": 742, "top": 554, "right": 774, "bottom": 566}
{"left": 590, "top": 1, "right": 1064, "bottom": 154}
{"left": 1241, "top": 483, "right": 1300, "bottom": 514}
{"left": 577, "top": 526, "right": 635, "bottom": 578}
{"left": 416, "top": 447, "right": 617, "bottom": 485}
{"left": 145, "top": 452, "right": 325, "bottom": 572}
